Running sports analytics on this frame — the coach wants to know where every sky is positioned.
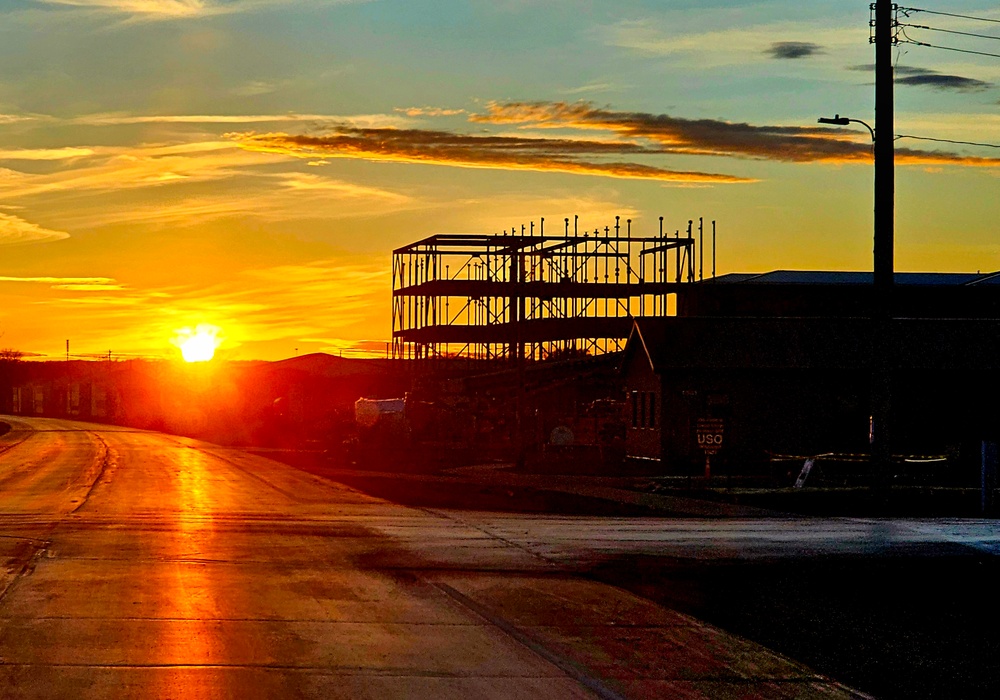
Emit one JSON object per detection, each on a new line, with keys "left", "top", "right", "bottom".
{"left": 1, "top": 0, "right": 999, "bottom": 361}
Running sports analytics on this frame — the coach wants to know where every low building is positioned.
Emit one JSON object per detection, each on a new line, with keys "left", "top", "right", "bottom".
{"left": 622, "top": 272, "right": 1000, "bottom": 476}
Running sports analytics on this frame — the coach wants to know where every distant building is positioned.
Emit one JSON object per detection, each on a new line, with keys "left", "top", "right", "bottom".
{"left": 1, "top": 361, "right": 117, "bottom": 422}
{"left": 621, "top": 272, "right": 1000, "bottom": 475}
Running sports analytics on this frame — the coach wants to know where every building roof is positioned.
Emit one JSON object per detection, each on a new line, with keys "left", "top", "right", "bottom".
{"left": 703, "top": 271, "right": 1000, "bottom": 286}
{"left": 626, "top": 316, "right": 1000, "bottom": 372}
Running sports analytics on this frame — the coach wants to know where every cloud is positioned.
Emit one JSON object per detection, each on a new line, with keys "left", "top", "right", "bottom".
{"left": 472, "top": 101, "right": 1000, "bottom": 169}
{"left": 0, "top": 114, "right": 53, "bottom": 125}
{"left": 765, "top": 41, "right": 823, "bottom": 59}
{"left": 42, "top": 167, "right": 421, "bottom": 230}
{"left": 558, "top": 81, "right": 628, "bottom": 96}
{"left": 397, "top": 107, "right": 466, "bottom": 118}
{"left": 848, "top": 64, "right": 992, "bottom": 91}
{"left": 450, "top": 192, "right": 640, "bottom": 234}
{"left": 277, "top": 172, "right": 414, "bottom": 204}
{"left": 52, "top": 283, "right": 126, "bottom": 290}
{"left": 474, "top": 101, "right": 873, "bottom": 163}
{"left": 898, "top": 74, "right": 991, "bottom": 92}
{"left": 0, "top": 276, "right": 121, "bottom": 292}
{"left": 34, "top": 0, "right": 365, "bottom": 21}
{"left": 0, "top": 213, "right": 70, "bottom": 245}
{"left": 604, "top": 18, "right": 860, "bottom": 68}
{"left": 37, "top": 0, "right": 212, "bottom": 18}
{"left": 72, "top": 112, "right": 409, "bottom": 128}
{"left": 0, "top": 147, "right": 95, "bottom": 161}
{"left": 230, "top": 81, "right": 278, "bottom": 97}
{"left": 0, "top": 141, "right": 288, "bottom": 200}
{"left": 229, "top": 126, "right": 754, "bottom": 183}
{"left": 0, "top": 275, "right": 115, "bottom": 283}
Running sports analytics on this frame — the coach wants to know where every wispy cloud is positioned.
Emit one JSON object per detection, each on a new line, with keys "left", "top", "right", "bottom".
{"left": 0, "top": 275, "right": 116, "bottom": 285}
{"left": 35, "top": 0, "right": 365, "bottom": 21}
{"left": 604, "top": 18, "right": 860, "bottom": 68}
{"left": 0, "top": 114, "right": 54, "bottom": 125}
{"left": 42, "top": 168, "right": 421, "bottom": 230}
{"left": 0, "top": 141, "right": 287, "bottom": 199}
{"left": 0, "top": 147, "right": 95, "bottom": 161}
{"left": 229, "top": 126, "right": 754, "bottom": 183}
{"left": 230, "top": 80, "right": 280, "bottom": 97}
{"left": 396, "top": 106, "right": 466, "bottom": 118}
{"left": 0, "top": 275, "right": 123, "bottom": 294}
{"left": 765, "top": 41, "right": 823, "bottom": 59}
{"left": 558, "top": 81, "right": 628, "bottom": 96}
{"left": 37, "top": 0, "right": 212, "bottom": 18}
{"left": 0, "top": 213, "right": 70, "bottom": 245}
{"left": 72, "top": 112, "right": 409, "bottom": 128}
{"left": 277, "top": 172, "right": 414, "bottom": 203}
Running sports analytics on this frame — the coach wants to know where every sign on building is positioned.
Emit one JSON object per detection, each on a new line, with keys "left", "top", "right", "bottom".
{"left": 696, "top": 417, "right": 724, "bottom": 478}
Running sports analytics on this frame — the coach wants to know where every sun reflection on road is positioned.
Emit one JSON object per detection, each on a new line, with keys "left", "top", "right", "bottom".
{"left": 159, "top": 446, "right": 220, "bottom": 695}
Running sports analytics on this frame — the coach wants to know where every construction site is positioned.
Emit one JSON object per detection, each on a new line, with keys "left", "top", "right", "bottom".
{"left": 382, "top": 215, "right": 718, "bottom": 472}
{"left": 391, "top": 215, "right": 716, "bottom": 362}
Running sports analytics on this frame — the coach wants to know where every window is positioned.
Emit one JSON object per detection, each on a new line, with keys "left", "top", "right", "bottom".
{"left": 631, "top": 390, "right": 659, "bottom": 429}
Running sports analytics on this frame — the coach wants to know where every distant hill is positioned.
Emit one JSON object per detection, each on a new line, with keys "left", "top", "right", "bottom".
{"left": 269, "top": 353, "right": 397, "bottom": 378}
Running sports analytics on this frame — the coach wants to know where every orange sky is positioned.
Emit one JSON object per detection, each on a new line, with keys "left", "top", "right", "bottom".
{"left": 1, "top": 1, "right": 999, "bottom": 360}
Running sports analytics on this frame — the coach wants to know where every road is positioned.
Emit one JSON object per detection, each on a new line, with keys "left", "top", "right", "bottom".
{"left": 9, "top": 416, "right": 993, "bottom": 698}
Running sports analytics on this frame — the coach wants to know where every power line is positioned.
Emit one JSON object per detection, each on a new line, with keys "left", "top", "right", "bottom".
{"left": 896, "top": 134, "right": 1000, "bottom": 149}
{"left": 898, "top": 37, "right": 1000, "bottom": 59}
{"left": 900, "top": 23, "right": 1000, "bottom": 42}
{"left": 900, "top": 7, "right": 1000, "bottom": 25}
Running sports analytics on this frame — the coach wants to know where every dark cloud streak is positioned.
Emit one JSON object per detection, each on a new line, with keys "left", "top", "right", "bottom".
{"left": 766, "top": 41, "right": 823, "bottom": 59}
{"left": 474, "top": 101, "right": 1000, "bottom": 168}
{"left": 848, "top": 64, "right": 992, "bottom": 91}
{"left": 231, "top": 101, "right": 1000, "bottom": 183}
{"left": 897, "top": 74, "right": 991, "bottom": 91}
{"left": 230, "top": 126, "right": 753, "bottom": 183}
{"left": 474, "top": 102, "right": 874, "bottom": 163}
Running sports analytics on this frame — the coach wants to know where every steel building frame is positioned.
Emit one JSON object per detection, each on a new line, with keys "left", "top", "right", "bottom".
{"left": 392, "top": 217, "right": 708, "bottom": 361}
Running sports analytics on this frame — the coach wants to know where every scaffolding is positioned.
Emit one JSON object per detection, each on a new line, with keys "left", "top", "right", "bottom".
{"left": 392, "top": 216, "right": 713, "bottom": 361}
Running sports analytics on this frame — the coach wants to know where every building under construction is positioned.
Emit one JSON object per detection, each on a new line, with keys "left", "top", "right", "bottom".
{"left": 392, "top": 216, "right": 716, "bottom": 361}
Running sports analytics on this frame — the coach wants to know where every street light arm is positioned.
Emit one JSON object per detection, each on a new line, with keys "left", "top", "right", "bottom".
{"left": 846, "top": 118, "right": 876, "bottom": 142}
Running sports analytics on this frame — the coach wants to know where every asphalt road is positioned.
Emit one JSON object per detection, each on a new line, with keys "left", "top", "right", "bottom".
{"left": 9, "top": 416, "right": 994, "bottom": 698}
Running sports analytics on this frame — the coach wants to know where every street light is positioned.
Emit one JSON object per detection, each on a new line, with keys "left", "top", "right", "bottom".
{"left": 818, "top": 114, "right": 875, "bottom": 143}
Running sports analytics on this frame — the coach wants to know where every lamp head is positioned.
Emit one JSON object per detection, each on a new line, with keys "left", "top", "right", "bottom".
{"left": 818, "top": 114, "right": 851, "bottom": 126}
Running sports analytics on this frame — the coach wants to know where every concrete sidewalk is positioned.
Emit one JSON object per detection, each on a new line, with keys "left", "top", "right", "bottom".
{"left": 428, "top": 572, "right": 871, "bottom": 699}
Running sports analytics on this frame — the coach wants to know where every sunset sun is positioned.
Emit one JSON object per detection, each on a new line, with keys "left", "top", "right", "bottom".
{"left": 172, "top": 324, "right": 224, "bottom": 363}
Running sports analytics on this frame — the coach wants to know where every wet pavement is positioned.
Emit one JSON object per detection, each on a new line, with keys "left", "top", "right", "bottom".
{"left": 0, "top": 416, "right": 876, "bottom": 698}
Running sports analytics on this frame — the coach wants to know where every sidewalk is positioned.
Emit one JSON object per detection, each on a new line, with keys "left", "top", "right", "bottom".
{"left": 429, "top": 572, "right": 871, "bottom": 699}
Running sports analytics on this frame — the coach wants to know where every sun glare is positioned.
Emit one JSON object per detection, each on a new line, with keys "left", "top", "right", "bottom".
{"left": 173, "top": 324, "right": 224, "bottom": 363}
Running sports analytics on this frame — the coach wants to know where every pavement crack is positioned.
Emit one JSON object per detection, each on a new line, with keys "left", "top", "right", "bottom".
{"left": 70, "top": 432, "right": 117, "bottom": 513}
{"left": 0, "top": 538, "right": 50, "bottom": 605}
{"left": 419, "top": 508, "right": 561, "bottom": 567}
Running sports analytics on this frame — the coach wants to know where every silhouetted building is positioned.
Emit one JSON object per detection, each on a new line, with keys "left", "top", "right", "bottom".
{"left": 622, "top": 272, "right": 1000, "bottom": 476}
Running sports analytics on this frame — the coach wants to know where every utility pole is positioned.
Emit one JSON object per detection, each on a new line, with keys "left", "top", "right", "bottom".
{"left": 873, "top": 0, "right": 894, "bottom": 312}
{"left": 871, "top": 0, "right": 896, "bottom": 503}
